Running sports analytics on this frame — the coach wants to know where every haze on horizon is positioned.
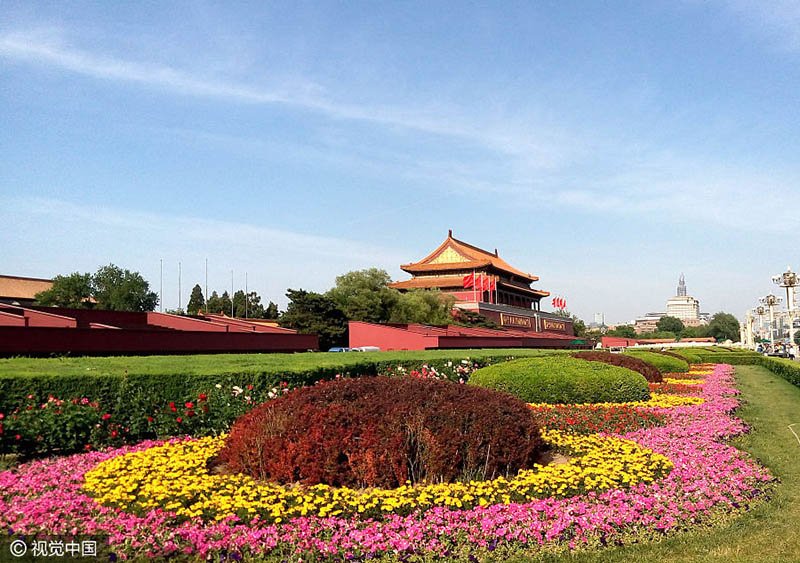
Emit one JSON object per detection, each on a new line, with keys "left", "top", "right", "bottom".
{"left": 2, "top": 1, "right": 799, "bottom": 324}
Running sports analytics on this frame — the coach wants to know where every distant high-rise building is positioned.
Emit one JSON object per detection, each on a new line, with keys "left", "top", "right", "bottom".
{"left": 666, "top": 274, "right": 703, "bottom": 325}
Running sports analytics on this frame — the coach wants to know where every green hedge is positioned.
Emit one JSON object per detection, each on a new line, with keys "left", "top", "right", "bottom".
{"left": 0, "top": 349, "right": 566, "bottom": 414}
{"left": 707, "top": 352, "right": 800, "bottom": 388}
{"left": 760, "top": 357, "right": 800, "bottom": 387}
{"left": 467, "top": 356, "right": 650, "bottom": 404}
{"left": 666, "top": 349, "right": 703, "bottom": 364}
{"left": 622, "top": 350, "right": 689, "bottom": 373}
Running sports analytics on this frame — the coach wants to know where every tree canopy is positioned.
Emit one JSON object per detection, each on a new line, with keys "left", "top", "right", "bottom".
{"left": 280, "top": 289, "right": 348, "bottom": 350}
{"left": 187, "top": 284, "right": 205, "bottom": 315}
{"left": 34, "top": 265, "right": 158, "bottom": 312}
{"left": 388, "top": 289, "right": 454, "bottom": 325}
{"left": 33, "top": 272, "right": 93, "bottom": 309}
{"left": 326, "top": 268, "right": 399, "bottom": 323}
{"left": 656, "top": 316, "right": 684, "bottom": 333}
{"left": 707, "top": 312, "right": 740, "bottom": 342}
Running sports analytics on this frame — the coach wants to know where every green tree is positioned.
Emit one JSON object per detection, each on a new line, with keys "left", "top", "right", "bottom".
{"left": 707, "top": 312, "right": 740, "bottom": 342}
{"left": 206, "top": 291, "right": 222, "bottom": 314}
{"left": 388, "top": 289, "right": 454, "bottom": 325}
{"left": 219, "top": 291, "right": 233, "bottom": 316}
{"left": 232, "top": 290, "right": 246, "bottom": 318}
{"left": 610, "top": 325, "right": 637, "bottom": 338}
{"left": 187, "top": 284, "right": 205, "bottom": 315}
{"left": 657, "top": 316, "right": 684, "bottom": 333}
{"left": 34, "top": 272, "right": 93, "bottom": 308}
{"left": 92, "top": 265, "right": 159, "bottom": 312}
{"left": 265, "top": 301, "right": 279, "bottom": 319}
{"left": 246, "top": 291, "right": 266, "bottom": 318}
{"left": 326, "top": 268, "right": 400, "bottom": 322}
{"left": 280, "top": 289, "right": 348, "bottom": 350}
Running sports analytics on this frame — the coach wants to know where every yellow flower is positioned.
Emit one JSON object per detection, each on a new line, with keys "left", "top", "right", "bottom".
{"left": 82, "top": 430, "right": 673, "bottom": 524}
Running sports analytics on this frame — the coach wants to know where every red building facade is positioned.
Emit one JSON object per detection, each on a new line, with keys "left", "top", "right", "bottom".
{"left": 389, "top": 231, "right": 573, "bottom": 335}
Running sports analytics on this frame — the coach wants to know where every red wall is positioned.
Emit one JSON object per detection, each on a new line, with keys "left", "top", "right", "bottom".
{"left": 0, "top": 327, "right": 318, "bottom": 356}
{"left": 349, "top": 322, "right": 436, "bottom": 351}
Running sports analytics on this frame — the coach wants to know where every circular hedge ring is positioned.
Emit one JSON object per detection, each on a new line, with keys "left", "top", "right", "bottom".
{"left": 468, "top": 356, "right": 650, "bottom": 404}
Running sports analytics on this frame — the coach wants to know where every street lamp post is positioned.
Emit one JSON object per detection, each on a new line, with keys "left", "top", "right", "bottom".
{"left": 755, "top": 306, "right": 765, "bottom": 344}
{"left": 759, "top": 295, "right": 782, "bottom": 348}
{"left": 772, "top": 267, "right": 798, "bottom": 354}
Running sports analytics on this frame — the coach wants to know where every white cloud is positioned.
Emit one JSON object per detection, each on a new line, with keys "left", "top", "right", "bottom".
{"left": 0, "top": 28, "right": 562, "bottom": 164}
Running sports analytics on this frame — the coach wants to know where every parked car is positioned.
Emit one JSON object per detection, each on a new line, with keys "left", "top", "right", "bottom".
{"left": 352, "top": 346, "right": 381, "bottom": 352}
{"left": 328, "top": 347, "right": 353, "bottom": 352}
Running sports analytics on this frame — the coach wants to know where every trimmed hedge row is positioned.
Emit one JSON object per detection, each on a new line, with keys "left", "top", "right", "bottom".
{"left": 468, "top": 356, "right": 650, "bottom": 404}
{"left": 666, "top": 349, "right": 703, "bottom": 364}
{"left": 0, "top": 349, "right": 565, "bottom": 414}
{"left": 622, "top": 350, "right": 689, "bottom": 373}
{"left": 709, "top": 351, "right": 800, "bottom": 388}
{"left": 571, "top": 351, "right": 662, "bottom": 383}
{"left": 761, "top": 357, "right": 800, "bottom": 387}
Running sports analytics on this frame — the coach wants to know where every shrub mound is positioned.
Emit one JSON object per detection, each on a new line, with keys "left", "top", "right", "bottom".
{"left": 214, "top": 377, "right": 543, "bottom": 488}
{"left": 623, "top": 350, "right": 689, "bottom": 373}
{"left": 571, "top": 351, "right": 662, "bottom": 383}
{"left": 468, "top": 356, "right": 650, "bottom": 405}
{"left": 669, "top": 349, "right": 703, "bottom": 364}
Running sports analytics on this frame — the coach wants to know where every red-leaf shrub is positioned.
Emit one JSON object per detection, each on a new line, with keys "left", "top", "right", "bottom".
{"left": 571, "top": 351, "right": 663, "bottom": 383}
{"left": 214, "top": 377, "right": 543, "bottom": 488}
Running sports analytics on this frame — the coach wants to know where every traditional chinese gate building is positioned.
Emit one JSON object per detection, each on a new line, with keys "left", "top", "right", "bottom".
{"left": 388, "top": 230, "right": 573, "bottom": 336}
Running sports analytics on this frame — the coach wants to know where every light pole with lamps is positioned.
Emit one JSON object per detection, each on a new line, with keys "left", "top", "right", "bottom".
{"left": 759, "top": 295, "right": 782, "bottom": 349}
{"left": 772, "top": 266, "right": 798, "bottom": 355}
{"left": 755, "top": 306, "right": 765, "bottom": 344}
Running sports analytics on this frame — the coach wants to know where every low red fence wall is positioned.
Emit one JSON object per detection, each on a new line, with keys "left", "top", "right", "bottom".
{"left": 0, "top": 327, "right": 318, "bottom": 356}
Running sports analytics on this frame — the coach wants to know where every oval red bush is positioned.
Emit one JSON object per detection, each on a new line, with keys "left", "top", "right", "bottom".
{"left": 214, "top": 376, "right": 543, "bottom": 488}
{"left": 571, "top": 351, "right": 663, "bottom": 383}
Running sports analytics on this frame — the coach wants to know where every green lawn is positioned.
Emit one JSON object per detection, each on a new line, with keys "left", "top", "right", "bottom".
{"left": 0, "top": 348, "right": 564, "bottom": 378}
{"left": 508, "top": 364, "right": 800, "bottom": 563}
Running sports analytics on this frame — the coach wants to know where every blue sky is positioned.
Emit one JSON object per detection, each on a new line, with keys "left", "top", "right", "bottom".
{"left": 2, "top": 1, "right": 799, "bottom": 323}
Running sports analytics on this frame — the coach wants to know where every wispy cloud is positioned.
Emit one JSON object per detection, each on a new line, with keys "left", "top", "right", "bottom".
{"left": 0, "top": 28, "right": 562, "bottom": 164}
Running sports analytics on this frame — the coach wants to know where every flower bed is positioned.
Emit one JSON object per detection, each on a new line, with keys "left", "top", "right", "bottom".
{"left": 81, "top": 430, "right": 671, "bottom": 523}
{"left": 0, "top": 364, "right": 775, "bottom": 561}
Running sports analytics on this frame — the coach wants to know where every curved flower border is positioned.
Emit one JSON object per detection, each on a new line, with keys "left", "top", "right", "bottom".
{"left": 0, "top": 365, "right": 775, "bottom": 561}
{"left": 81, "top": 430, "right": 672, "bottom": 523}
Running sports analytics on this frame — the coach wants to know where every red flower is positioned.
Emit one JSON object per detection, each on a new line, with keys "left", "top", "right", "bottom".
{"left": 102, "top": 413, "right": 111, "bottom": 420}
{"left": 176, "top": 417, "right": 183, "bottom": 423}
{"left": 27, "top": 394, "right": 33, "bottom": 399}
{"left": 15, "top": 434, "right": 21, "bottom": 440}
{"left": 0, "top": 413, "right": 3, "bottom": 420}
{"left": 247, "top": 384, "right": 253, "bottom": 390}
{"left": 198, "top": 393, "right": 207, "bottom": 401}
{"left": 187, "top": 410, "right": 195, "bottom": 417}
{"left": 84, "top": 444, "right": 92, "bottom": 451}
{"left": 185, "top": 402, "right": 194, "bottom": 409}
{"left": 147, "top": 416, "right": 154, "bottom": 423}
{"left": 111, "top": 430, "right": 118, "bottom": 438}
